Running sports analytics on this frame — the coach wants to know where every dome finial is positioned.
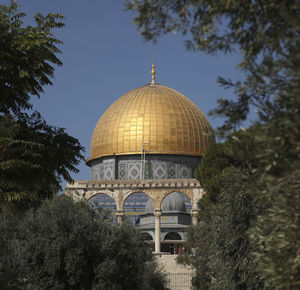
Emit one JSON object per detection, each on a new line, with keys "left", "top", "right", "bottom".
{"left": 151, "top": 60, "right": 156, "bottom": 85}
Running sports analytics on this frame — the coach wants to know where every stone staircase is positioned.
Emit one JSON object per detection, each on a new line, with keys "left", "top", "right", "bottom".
{"left": 155, "top": 254, "right": 194, "bottom": 289}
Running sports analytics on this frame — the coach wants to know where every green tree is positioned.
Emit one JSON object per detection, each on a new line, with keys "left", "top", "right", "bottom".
{"left": 0, "top": 1, "right": 64, "bottom": 115}
{"left": 0, "top": 2, "right": 84, "bottom": 208}
{"left": 186, "top": 131, "right": 266, "bottom": 289}
{"left": 126, "top": 1, "right": 300, "bottom": 288}
{"left": 248, "top": 113, "right": 300, "bottom": 288}
{"left": 0, "top": 196, "right": 166, "bottom": 290}
{"left": 0, "top": 113, "right": 83, "bottom": 207}
{"left": 0, "top": 208, "right": 20, "bottom": 290}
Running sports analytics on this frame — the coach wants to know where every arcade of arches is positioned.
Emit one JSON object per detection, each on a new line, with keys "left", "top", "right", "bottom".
{"left": 65, "top": 178, "right": 204, "bottom": 252}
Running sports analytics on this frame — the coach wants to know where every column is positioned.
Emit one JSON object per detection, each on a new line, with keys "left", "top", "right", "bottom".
{"left": 191, "top": 209, "right": 198, "bottom": 225}
{"left": 116, "top": 210, "right": 124, "bottom": 224}
{"left": 154, "top": 210, "right": 161, "bottom": 253}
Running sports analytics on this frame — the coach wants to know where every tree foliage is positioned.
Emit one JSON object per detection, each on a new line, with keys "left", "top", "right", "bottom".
{"left": 0, "top": 1, "right": 84, "bottom": 208}
{"left": 195, "top": 129, "right": 257, "bottom": 202}
{"left": 0, "top": 1, "right": 65, "bottom": 115}
{"left": 0, "top": 113, "right": 83, "bottom": 205}
{"left": 187, "top": 131, "right": 267, "bottom": 289}
{"left": 0, "top": 196, "right": 166, "bottom": 290}
{"left": 248, "top": 108, "right": 300, "bottom": 288}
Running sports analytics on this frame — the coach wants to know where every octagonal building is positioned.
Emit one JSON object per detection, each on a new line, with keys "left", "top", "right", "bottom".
{"left": 66, "top": 64, "right": 215, "bottom": 253}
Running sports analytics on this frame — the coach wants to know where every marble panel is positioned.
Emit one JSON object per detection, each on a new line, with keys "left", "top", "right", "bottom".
{"left": 99, "top": 165, "right": 104, "bottom": 180}
{"left": 153, "top": 162, "right": 167, "bottom": 179}
{"left": 144, "top": 161, "right": 152, "bottom": 179}
{"left": 103, "top": 165, "right": 114, "bottom": 180}
{"left": 179, "top": 164, "right": 191, "bottom": 178}
{"left": 167, "top": 163, "right": 176, "bottom": 179}
{"left": 128, "top": 163, "right": 141, "bottom": 179}
{"left": 118, "top": 164, "right": 127, "bottom": 180}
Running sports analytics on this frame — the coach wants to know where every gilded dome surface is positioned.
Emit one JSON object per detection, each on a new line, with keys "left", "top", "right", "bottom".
{"left": 88, "top": 83, "right": 215, "bottom": 163}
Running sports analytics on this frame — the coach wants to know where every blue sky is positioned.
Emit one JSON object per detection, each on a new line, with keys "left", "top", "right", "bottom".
{"left": 12, "top": 0, "right": 250, "bottom": 183}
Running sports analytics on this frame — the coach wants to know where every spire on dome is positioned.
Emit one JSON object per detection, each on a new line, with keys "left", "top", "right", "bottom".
{"left": 151, "top": 60, "right": 156, "bottom": 85}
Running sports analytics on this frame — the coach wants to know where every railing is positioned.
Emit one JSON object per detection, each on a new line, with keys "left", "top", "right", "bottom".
{"left": 165, "top": 273, "right": 195, "bottom": 290}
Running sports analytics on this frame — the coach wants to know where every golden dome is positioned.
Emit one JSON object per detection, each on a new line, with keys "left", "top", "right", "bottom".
{"left": 87, "top": 83, "right": 215, "bottom": 164}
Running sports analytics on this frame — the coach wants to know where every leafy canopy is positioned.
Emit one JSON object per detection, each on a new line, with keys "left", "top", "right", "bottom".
{"left": 0, "top": 1, "right": 65, "bottom": 115}
{"left": 0, "top": 1, "right": 84, "bottom": 207}
{"left": 186, "top": 130, "right": 267, "bottom": 289}
{"left": 0, "top": 113, "right": 83, "bottom": 205}
{"left": 0, "top": 196, "right": 167, "bottom": 290}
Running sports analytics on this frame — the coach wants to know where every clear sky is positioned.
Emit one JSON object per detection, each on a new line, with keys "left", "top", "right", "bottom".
{"left": 11, "top": 0, "right": 250, "bottom": 184}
